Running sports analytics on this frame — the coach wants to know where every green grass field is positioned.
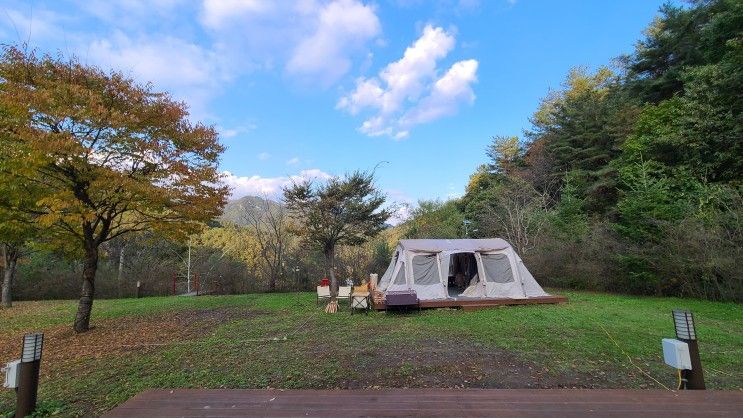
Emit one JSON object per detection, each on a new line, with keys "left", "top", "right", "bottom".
{"left": 1, "top": 290, "right": 741, "bottom": 417}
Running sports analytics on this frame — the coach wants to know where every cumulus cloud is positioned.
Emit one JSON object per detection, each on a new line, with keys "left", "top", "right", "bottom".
{"left": 399, "top": 59, "right": 478, "bottom": 128}
{"left": 337, "top": 25, "right": 478, "bottom": 139}
{"left": 88, "top": 33, "right": 233, "bottom": 118}
{"left": 90, "top": 32, "right": 226, "bottom": 87}
{"left": 201, "top": 0, "right": 381, "bottom": 86}
{"left": 222, "top": 169, "right": 333, "bottom": 199}
{"left": 257, "top": 152, "right": 271, "bottom": 160}
{"left": 286, "top": 0, "right": 381, "bottom": 85}
{"left": 3, "top": 0, "right": 382, "bottom": 122}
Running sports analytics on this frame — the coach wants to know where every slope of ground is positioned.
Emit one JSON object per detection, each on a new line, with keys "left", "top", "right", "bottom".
{"left": 0, "top": 291, "right": 741, "bottom": 416}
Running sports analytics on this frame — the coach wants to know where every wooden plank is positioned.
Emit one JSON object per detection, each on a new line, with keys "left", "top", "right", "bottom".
{"left": 105, "top": 389, "right": 743, "bottom": 417}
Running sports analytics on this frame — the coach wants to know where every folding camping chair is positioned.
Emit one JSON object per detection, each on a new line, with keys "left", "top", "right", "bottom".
{"left": 337, "top": 286, "right": 352, "bottom": 308}
{"left": 316, "top": 286, "right": 331, "bottom": 306}
{"left": 351, "top": 285, "right": 370, "bottom": 315}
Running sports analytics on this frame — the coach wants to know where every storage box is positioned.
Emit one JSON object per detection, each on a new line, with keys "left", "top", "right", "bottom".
{"left": 2, "top": 360, "right": 20, "bottom": 389}
{"left": 662, "top": 338, "right": 692, "bottom": 370}
{"left": 385, "top": 290, "right": 418, "bottom": 307}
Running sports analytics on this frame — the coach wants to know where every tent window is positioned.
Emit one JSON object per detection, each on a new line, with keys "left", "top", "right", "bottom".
{"left": 412, "top": 254, "right": 439, "bottom": 286}
{"left": 393, "top": 262, "right": 406, "bottom": 285}
{"left": 481, "top": 254, "right": 514, "bottom": 283}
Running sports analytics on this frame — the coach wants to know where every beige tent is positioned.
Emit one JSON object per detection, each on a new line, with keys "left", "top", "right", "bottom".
{"left": 377, "top": 239, "right": 549, "bottom": 301}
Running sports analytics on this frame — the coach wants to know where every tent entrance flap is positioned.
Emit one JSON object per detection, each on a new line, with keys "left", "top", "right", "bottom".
{"left": 448, "top": 252, "right": 477, "bottom": 293}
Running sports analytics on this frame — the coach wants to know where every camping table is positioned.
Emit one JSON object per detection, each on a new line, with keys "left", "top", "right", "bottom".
{"left": 385, "top": 290, "right": 419, "bottom": 313}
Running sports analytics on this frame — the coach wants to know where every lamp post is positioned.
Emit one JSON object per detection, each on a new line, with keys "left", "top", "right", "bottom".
{"left": 16, "top": 332, "right": 44, "bottom": 418}
{"left": 463, "top": 219, "right": 472, "bottom": 237}
{"left": 672, "top": 310, "right": 705, "bottom": 389}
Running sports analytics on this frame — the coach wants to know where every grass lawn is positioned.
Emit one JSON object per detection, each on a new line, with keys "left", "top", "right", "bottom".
{"left": 1, "top": 290, "right": 741, "bottom": 416}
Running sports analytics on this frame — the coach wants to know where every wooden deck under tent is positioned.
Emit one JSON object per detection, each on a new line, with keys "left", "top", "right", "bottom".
{"left": 372, "top": 294, "right": 568, "bottom": 311}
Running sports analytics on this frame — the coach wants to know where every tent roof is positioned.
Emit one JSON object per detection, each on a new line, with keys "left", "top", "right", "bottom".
{"left": 398, "top": 239, "right": 511, "bottom": 253}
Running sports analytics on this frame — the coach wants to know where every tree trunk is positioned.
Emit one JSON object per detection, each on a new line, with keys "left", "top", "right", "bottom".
{"left": 324, "top": 246, "right": 338, "bottom": 298}
{"left": 117, "top": 244, "right": 125, "bottom": 298}
{"left": 268, "top": 265, "right": 277, "bottom": 292}
{"left": 74, "top": 246, "right": 99, "bottom": 333}
{"left": 1, "top": 257, "right": 16, "bottom": 308}
{"left": 1, "top": 244, "right": 18, "bottom": 309}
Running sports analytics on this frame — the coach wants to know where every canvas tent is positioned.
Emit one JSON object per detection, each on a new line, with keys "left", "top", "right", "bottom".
{"left": 377, "top": 239, "right": 549, "bottom": 301}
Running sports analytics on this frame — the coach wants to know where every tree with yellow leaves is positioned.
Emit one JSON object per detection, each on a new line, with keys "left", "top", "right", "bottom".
{"left": 0, "top": 46, "right": 228, "bottom": 331}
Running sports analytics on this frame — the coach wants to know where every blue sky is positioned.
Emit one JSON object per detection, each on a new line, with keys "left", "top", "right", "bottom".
{"left": 1, "top": 0, "right": 668, "bottom": 219}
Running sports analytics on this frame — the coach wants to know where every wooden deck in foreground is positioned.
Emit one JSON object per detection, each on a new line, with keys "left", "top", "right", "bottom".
{"left": 374, "top": 295, "right": 568, "bottom": 311}
{"left": 105, "top": 389, "right": 743, "bottom": 417}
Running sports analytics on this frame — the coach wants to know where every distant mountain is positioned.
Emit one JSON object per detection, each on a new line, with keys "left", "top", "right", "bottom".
{"left": 218, "top": 195, "right": 283, "bottom": 226}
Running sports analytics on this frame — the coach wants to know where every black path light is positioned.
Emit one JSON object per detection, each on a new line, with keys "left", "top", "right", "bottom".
{"left": 4, "top": 332, "right": 45, "bottom": 417}
{"left": 672, "top": 310, "right": 705, "bottom": 389}
{"left": 663, "top": 310, "right": 705, "bottom": 390}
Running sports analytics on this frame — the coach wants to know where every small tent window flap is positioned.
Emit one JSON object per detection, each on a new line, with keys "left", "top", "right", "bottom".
{"left": 393, "top": 262, "right": 406, "bottom": 285}
{"left": 481, "top": 253, "right": 514, "bottom": 283}
{"left": 412, "top": 254, "right": 439, "bottom": 286}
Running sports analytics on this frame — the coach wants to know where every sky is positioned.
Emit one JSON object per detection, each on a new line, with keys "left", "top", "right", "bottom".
{"left": 0, "top": 0, "right": 669, "bottom": 220}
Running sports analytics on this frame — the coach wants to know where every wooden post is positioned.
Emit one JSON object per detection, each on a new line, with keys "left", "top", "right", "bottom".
{"left": 15, "top": 333, "right": 43, "bottom": 418}
{"left": 15, "top": 361, "right": 40, "bottom": 418}
{"left": 682, "top": 339, "right": 705, "bottom": 389}
{"left": 673, "top": 310, "right": 705, "bottom": 390}
{"left": 135, "top": 281, "right": 141, "bottom": 299}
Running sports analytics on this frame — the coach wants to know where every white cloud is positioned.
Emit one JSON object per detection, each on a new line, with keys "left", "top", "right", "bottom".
{"left": 286, "top": 0, "right": 381, "bottom": 85}
{"left": 257, "top": 152, "right": 271, "bottom": 160}
{"left": 201, "top": 0, "right": 272, "bottom": 29}
{"left": 286, "top": 157, "right": 300, "bottom": 165}
{"left": 219, "top": 124, "right": 257, "bottom": 139}
{"left": 337, "top": 25, "right": 478, "bottom": 139}
{"left": 1, "top": 7, "right": 72, "bottom": 44}
{"left": 90, "top": 34, "right": 220, "bottom": 86}
{"left": 399, "top": 59, "right": 478, "bottom": 128}
{"left": 2, "top": 0, "right": 382, "bottom": 124}
{"left": 87, "top": 31, "right": 232, "bottom": 118}
{"left": 200, "top": 0, "right": 380, "bottom": 86}
{"left": 222, "top": 169, "right": 334, "bottom": 199}
{"left": 384, "top": 189, "right": 414, "bottom": 225}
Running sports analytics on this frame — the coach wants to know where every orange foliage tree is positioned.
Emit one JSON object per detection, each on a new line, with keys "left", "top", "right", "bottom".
{"left": 0, "top": 46, "right": 228, "bottom": 332}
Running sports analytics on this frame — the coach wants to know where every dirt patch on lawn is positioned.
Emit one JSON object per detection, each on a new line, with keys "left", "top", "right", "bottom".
{"left": 0, "top": 307, "right": 261, "bottom": 376}
{"left": 337, "top": 337, "right": 633, "bottom": 390}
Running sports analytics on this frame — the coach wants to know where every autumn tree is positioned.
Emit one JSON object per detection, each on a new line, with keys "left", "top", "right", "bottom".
{"left": 283, "top": 171, "right": 391, "bottom": 297}
{"left": 486, "top": 135, "right": 523, "bottom": 175}
{"left": 0, "top": 46, "right": 228, "bottom": 331}
{"left": 0, "top": 85, "right": 40, "bottom": 308}
{"left": 241, "top": 196, "right": 291, "bottom": 292}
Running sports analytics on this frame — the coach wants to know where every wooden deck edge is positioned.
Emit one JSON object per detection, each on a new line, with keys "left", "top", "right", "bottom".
{"left": 373, "top": 295, "right": 568, "bottom": 311}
